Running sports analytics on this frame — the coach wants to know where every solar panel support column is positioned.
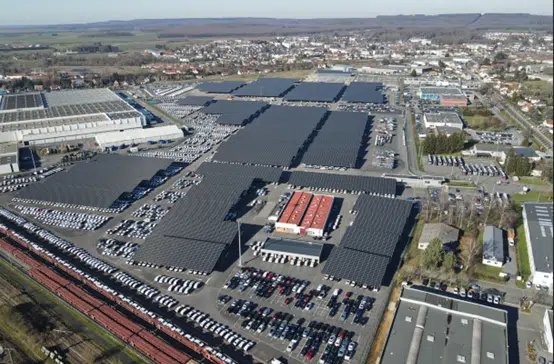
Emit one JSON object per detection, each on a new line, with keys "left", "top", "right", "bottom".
{"left": 471, "top": 318, "right": 482, "bottom": 364}
{"left": 237, "top": 220, "right": 243, "bottom": 267}
{"left": 406, "top": 304, "right": 427, "bottom": 364}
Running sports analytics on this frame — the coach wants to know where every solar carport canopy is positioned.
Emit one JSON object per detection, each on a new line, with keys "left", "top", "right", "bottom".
{"left": 283, "top": 82, "right": 346, "bottom": 102}
{"left": 322, "top": 195, "right": 413, "bottom": 287}
{"left": 201, "top": 100, "right": 268, "bottom": 125}
{"left": 301, "top": 111, "right": 370, "bottom": 168}
{"left": 197, "top": 81, "right": 246, "bottom": 93}
{"left": 214, "top": 105, "right": 327, "bottom": 167}
{"left": 176, "top": 96, "right": 214, "bottom": 106}
{"left": 133, "top": 175, "right": 255, "bottom": 273}
{"left": 232, "top": 78, "right": 297, "bottom": 97}
{"left": 195, "top": 162, "right": 284, "bottom": 182}
{"left": 286, "top": 171, "right": 397, "bottom": 196}
{"left": 17, "top": 154, "right": 172, "bottom": 208}
{"left": 341, "top": 82, "right": 385, "bottom": 104}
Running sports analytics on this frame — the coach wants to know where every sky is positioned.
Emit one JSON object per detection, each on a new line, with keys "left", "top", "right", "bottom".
{"left": 1, "top": 0, "right": 551, "bottom": 26}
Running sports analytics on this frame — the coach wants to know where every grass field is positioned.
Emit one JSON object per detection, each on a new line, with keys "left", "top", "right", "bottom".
{"left": 511, "top": 190, "right": 554, "bottom": 203}
{"left": 516, "top": 224, "right": 531, "bottom": 280}
{"left": 464, "top": 114, "right": 505, "bottom": 131}
{"left": 518, "top": 177, "right": 552, "bottom": 186}
{"left": 446, "top": 181, "right": 477, "bottom": 188}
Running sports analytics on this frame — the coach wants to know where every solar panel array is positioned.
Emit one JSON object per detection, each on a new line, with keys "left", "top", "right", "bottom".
{"left": 0, "top": 93, "right": 44, "bottom": 110}
{"left": 133, "top": 175, "right": 255, "bottom": 273}
{"left": 197, "top": 81, "right": 247, "bottom": 94}
{"left": 214, "top": 105, "right": 328, "bottom": 167}
{"left": 301, "top": 111, "right": 370, "bottom": 168}
{"left": 195, "top": 162, "right": 284, "bottom": 182}
{"left": 43, "top": 89, "right": 120, "bottom": 107}
{"left": 201, "top": 100, "right": 268, "bottom": 125}
{"left": 286, "top": 171, "right": 397, "bottom": 196}
{"left": 17, "top": 154, "right": 171, "bottom": 208}
{"left": 232, "top": 78, "right": 297, "bottom": 97}
{"left": 0, "top": 100, "right": 134, "bottom": 124}
{"left": 175, "top": 96, "right": 214, "bottom": 106}
{"left": 283, "top": 82, "right": 346, "bottom": 102}
{"left": 341, "top": 82, "right": 385, "bottom": 104}
{"left": 322, "top": 195, "right": 413, "bottom": 287}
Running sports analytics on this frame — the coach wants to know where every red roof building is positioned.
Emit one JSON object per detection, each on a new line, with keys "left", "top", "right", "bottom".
{"left": 275, "top": 191, "right": 333, "bottom": 237}
{"left": 300, "top": 194, "right": 334, "bottom": 237}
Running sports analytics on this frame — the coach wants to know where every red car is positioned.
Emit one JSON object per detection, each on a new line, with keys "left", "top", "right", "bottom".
{"left": 272, "top": 313, "right": 279, "bottom": 320}
{"left": 284, "top": 297, "right": 293, "bottom": 305}
{"left": 345, "top": 292, "right": 352, "bottom": 298}
{"left": 279, "top": 288, "right": 286, "bottom": 296}
{"left": 306, "top": 348, "right": 315, "bottom": 360}
{"left": 339, "top": 330, "right": 345, "bottom": 338}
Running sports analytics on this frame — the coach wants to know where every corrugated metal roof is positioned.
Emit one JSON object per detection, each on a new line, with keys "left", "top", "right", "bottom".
{"left": 300, "top": 194, "right": 333, "bottom": 230}
{"left": 278, "top": 191, "right": 312, "bottom": 225}
{"left": 483, "top": 225, "right": 505, "bottom": 262}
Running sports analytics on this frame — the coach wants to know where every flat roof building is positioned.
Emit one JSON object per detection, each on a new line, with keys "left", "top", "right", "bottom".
{"left": 260, "top": 237, "right": 323, "bottom": 263}
{"left": 423, "top": 112, "right": 464, "bottom": 130}
{"left": 381, "top": 286, "right": 509, "bottom": 364}
{"left": 0, "top": 142, "right": 19, "bottom": 174}
{"left": 418, "top": 223, "right": 459, "bottom": 250}
{"left": 522, "top": 203, "right": 553, "bottom": 291}
{"left": 482, "top": 225, "right": 505, "bottom": 267}
{"left": 418, "top": 87, "right": 465, "bottom": 101}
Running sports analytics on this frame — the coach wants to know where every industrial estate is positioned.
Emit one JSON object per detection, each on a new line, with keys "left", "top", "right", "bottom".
{"left": 0, "top": 13, "right": 553, "bottom": 364}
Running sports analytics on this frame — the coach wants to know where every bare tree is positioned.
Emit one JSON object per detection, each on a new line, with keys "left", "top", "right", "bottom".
{"left": 460, "top": 235, "right": 482, "bottom": 271}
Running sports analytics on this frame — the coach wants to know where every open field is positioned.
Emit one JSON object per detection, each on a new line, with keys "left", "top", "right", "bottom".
{"left": 518, "top": 177, "right": 552, "bottom": 186}
{"left": 511, "top": 190, "right": 553, "bottom": 202}
{"left": 464, "top": 114, "right": 505, "bottom": 131}
{"left": 516, "top": 224, "right": 531, "bottom": 280}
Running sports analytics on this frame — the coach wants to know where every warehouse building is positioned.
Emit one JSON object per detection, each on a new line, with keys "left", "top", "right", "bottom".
{"left": 260, "top": 238, "right": 323, "bottom": 264}
{"left": 482, "top": 225, "right": 505, "bottom": 267}
{"left": 0, "top": 89, "right": 145, "bottom": 146}
{"left": 523, "top": 203, "right": 553, "bottom": 292}
{"left": 381, "top": 286, "right": 509, "bottom": 364}
{"left": 0, "top": 142, "right": 19, "bottom": 174}
{"left": 417, "top": 87, "right": 465, "bottom": 101}
{"left": 275, "top": 191, "right": 334, "bottom": 237}
{"left": 95, "top": 125, "right": 184, "bottom": 149}
{"left": 423, "top": 112, "right": 464, "bottom": 130}
{"left": 440, "top": 94, "right": 468, "bottom": 107}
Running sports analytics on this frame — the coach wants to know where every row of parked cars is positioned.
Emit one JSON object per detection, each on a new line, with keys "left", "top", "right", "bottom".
{"left": 97, "top": 239, "right": 139, "bottom": 259}
{"left": 323, "top": 274, "right": 378, "bottom": 292}
{"left": 106, "top": 219, "right": 158, "bottom": 239}
{"left": 154, "top": 190, "right": 187, "bottom": 203}
{"left": 224, "top": 266, "right": 311, "bottom": 300}
{"left": 176, "top": 304, "right": 256, "bottom": 352}
{"left": 154, "top": 274, "right": 203, "bottom": 295}
{"left": 15, "top": 205, "right": 111, "bottom": 231}
{"left": 131, "top": 204, "right": 168, "bottom": 221}
{"left": 12, "top": 197, "right": 123, "bottom": 214}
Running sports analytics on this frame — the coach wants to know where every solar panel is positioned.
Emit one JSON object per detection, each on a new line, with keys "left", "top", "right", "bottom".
{"left": 133, "top": 175, "right": 256, "bottom": 273}
{"left": 322, "top": 195, "right": 413, "bottom": 287}
{"left": 283, "top": 82, "right": 346, "bottom": 102}
{"left": 175, "top": 96, "right": 214, "bottom": 106}
{"left": 301, "top": 111, "right": 371, "bottom": 168}
{"left": 195, "top": 162, "right": 284, "bottom": 182}
{"left": 232, "top": 78, "right": 297, "bottom": 97}
{"left": 214, "top": 105, "right": 328, "bottom": 167}
{"left": 341, "top": 82, "right": 385, "bottom": 104}
{"left": 286, "top": 171, "right": 397, "bottom": 196}
{"left": 197, "top": 81, "right": 247, "bottom": 94}
{"left": 0, "top": 93, "right": 44, "bottom": 110}
{"left": 201, "top": 100, "right": 268, "bottom": 125}
{"left": 17, "top": 154, "right": 171, "bottom": 208}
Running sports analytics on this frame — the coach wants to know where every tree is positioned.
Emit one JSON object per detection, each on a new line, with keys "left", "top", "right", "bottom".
{"left": 421, "top": 238, "right": 445, "bottom": 268}
{"left": 382, "top": 58, "right": 391, "bottom": 66}
{"left": 438, "top": 60, "right": 446, "bottom": 69}
{"left": 481, "top": 58, "right": 491, "bottom": 66}
{"left": 521, "top": 137, "right": 530, "bottom": 147}
{"left": 460, "top": 235, "right": 481, "bottom": 271}
{"left": 410, "top": 69, "right": 418, "bottom": 77}
{"left": 494, "top": 52, "right": 508, "bottom": 61}
{"left": 443, "top": 252, "right": 457, "bottom": 272}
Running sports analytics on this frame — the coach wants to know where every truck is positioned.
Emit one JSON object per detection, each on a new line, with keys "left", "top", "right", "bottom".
{"left": 508, "top": 228, "right": 515, "bottom": 246}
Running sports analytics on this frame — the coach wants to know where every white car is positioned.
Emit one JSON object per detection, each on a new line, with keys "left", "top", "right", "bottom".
{"left": 526, "top": 281, "right": 532, "bottom": 288}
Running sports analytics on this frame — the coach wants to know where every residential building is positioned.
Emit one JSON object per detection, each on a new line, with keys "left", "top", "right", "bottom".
{"left": 418, "top": 223, "right": 459, "bottom": 250}
{"left": 522, "top": 203, "right": 553, "bottom": 292}
{"left": 482, "top": 225, "right": 505, "bottom": 267}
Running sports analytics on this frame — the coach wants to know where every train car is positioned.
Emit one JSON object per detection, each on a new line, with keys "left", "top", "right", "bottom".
{"left": 56, "top": 287, "right": 96, "bottom": 313}
{"left": 66, "top": 284, "right": 104, "bottom": 309}
{"left": 99, "top": 305, "right": 143, "bottom": 334}
{"left": 89, "top": 309, "right": 134, "bottom": 341}
{"left": 128, "top": 335, "right": 180, "bottom": 364}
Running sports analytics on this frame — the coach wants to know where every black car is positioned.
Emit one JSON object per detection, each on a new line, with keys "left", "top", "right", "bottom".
{"left": 241, "top": 320, "right": 249, "bottom": 328}
{"left": 297, "top": 317, "right": 306, "bottom": 326}
{"left": 422, "top": 278, "right": 429, "bottom": 286}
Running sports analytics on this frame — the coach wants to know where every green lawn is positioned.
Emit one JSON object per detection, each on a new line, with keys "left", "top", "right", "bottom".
{"left": 406, "top": 218, "right": 425, "bottom": 261}
{"left": 516, "top": 224, "right": 531, "bottom": 279}
{"left": 464, "top": 114, "right": 505, "bottom": 131}
{"left": 446, "top": 181, "right": 477, "bottom": 188}
{"left": 518, "top": 177, "right": 552, "bottom": 187}
{"left": 511, "top": 191, "right": 554, "bottom": 203}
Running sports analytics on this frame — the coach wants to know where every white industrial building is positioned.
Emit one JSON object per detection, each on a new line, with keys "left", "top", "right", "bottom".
{"left": 423, "top": 112, "right": 464, "bottom": 130}
{"left": 0, "top": 142, "right": 19, "bottom": 174}
{"left": 544, "top": 309, "right": 553, "bottom": 354}
{"left": 0, "top": 89, "right": 146, "bottom": 146}
{"left": 95, "top": 125, "right": 184, "bottom": 148}
{"left": 523, "top": 203, "right": 553, "bottom": 292}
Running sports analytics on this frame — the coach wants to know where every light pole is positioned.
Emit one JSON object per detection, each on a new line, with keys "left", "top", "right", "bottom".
{"left": 237, "top": 219, "right": 242, "bottom": 267}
